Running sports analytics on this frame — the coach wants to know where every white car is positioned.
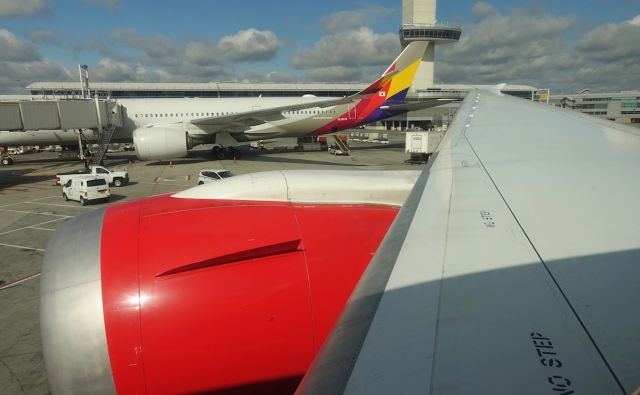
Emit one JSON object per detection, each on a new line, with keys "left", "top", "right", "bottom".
{"left": 56, "top": 165, "right": 129, "bottom": 187}
{"left": 62, "top": 175, "right": 110, "bottom": 206}
{"left": 197, "top": 169, "right": 234, "bottom": 185}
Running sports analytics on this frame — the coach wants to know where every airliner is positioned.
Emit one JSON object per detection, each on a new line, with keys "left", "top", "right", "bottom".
{"left": 0, "top": 42, "right": 447, "bottom": 160}
{"left": 41, "top": 88, "right": 640, "bottom": 394}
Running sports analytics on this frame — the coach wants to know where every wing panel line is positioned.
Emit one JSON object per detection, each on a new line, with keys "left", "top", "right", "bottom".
{"left": 462, "top": 132, "right": 626, "bottom": 393}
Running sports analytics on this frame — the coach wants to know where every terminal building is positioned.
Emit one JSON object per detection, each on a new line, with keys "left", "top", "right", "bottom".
{"left": 550, "top": 91, "right": 640, "bottom": 127}
{"left": 24, "top": 81, "right": 539, "bottom": 130}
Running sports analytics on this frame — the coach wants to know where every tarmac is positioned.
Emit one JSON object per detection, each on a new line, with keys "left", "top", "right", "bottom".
{"left": 0, "top": 135, "right": 424, "bottom": 394}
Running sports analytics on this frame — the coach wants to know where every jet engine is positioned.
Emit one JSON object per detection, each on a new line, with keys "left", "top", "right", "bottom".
{"left": 40, "top": 170, "right": 419, "bottom": 395}
{"left": 133, "top": 127, "right": 193, "bottom": 160}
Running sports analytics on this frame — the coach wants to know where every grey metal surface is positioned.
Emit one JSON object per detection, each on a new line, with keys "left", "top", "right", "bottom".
{"left": 298, "top": 91, "right": 640, "bottom": 394}
{"left": 295, "top": 159, "right": 434, "bottom": 394}
{"left": 20, "top": 101, "right": 60, "bottom": 130}
{"left": 40, "top": 208, "right": 116, "bottom": 395}
{"left": 175, "top": 170, "right": 420, "bottom": 207}
{"left": 58, "top": 100, "right": 100, "bottom": 130}
{"left": 0, "top": 99, "right": 115, "bottom": 132}
{"left": 0, "top": 102, "right": 22, "bottom": 130}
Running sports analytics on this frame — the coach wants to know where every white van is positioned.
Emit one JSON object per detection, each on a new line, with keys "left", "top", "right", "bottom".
{"left": 197, "top": 169, "right": 234, "bottom": 185}
{"left": 62, "top": 176, "right": 110, "bottom": 206}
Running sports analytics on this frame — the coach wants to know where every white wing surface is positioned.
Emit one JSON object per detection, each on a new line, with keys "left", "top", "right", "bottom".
{"left": 297, "top": 90, "right": 640, "bottom": 394}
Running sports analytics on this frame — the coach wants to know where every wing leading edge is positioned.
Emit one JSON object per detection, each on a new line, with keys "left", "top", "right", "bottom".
{"left": 297, "top": 90, "right": 640, "bottom": 394}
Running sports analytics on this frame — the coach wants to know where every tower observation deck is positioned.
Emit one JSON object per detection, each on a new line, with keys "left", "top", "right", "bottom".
{"left": 401, "top": 0, "right": 461, "bottom": 90}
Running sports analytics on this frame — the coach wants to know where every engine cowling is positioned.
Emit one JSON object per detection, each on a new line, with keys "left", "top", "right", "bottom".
{"left": 40, "top": 170, "right": 419, "bottom": 395}
{"left": 133, "top": 127, "right": 193, "bottom": 160}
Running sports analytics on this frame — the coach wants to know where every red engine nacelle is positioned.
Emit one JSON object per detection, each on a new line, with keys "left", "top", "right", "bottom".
{"left": 42, "top": 193, "right": 399, "bottom": 394}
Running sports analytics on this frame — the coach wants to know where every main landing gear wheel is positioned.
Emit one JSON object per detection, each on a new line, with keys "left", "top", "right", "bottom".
{"left": 228, "top": 147, "right": 241, "bottom": 160}
{"left": 212, "top": 146, "right": 226, "bottom": 160}
{"left": 212, "top": 146, "right": 241, "bottom": 160}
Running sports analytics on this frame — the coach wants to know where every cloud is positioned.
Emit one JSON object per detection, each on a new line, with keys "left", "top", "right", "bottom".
{"left": 578, "top": 16, "right": 640, "bottom": 62}
{"left": 217, "top": 29, "right": 281, "bottom": 62}
{"left": 292, "top": 27, "right": 399, "bottom": 70}
{"left": 184, "top": 42, "right": 220, "bottom": 67}
{"left": 303, "top": 66, "right": 364, "bottom": 83}
{"left": 436, "top": 4, "right": 640, "bottom": 92}
{"left": 28, "top": 30, "right": 61, "bottom": 45}
{"left": 0, "top": 60, "right": 72, "bottom": 93}
{"left": 102, "top": 27, "right": 281, "bottom": 71}
{"left": 291, "top": 5, "right": 403, "bottom": 83}
{"left": 321, "top": 6, "right": 395, "bottom": 33}
{"left": 471, "top": 2, "right": 499, "bottom": 21}
{"left": 84, "top": 0, "right": 120, "bottom": 11}
{"left": 110, "top": 28, "right": 178, "bottom": 66}
{"left": 265, "top": 71, "right": 296, "bottom": 83}
{"left": 0, "top": 29, "right": 40, "bottom": 62}
{"left": 0, "top": 0, "right": 48, "bottom": 17}
{"left": 68, "top": 26, "right": 283, "bottom": 84}
{"left": 90, "top": 57, "right": 227, "bottom": 83}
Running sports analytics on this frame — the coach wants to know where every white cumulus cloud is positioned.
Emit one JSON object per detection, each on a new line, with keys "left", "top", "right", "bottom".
{"left": 0, "top": 0, "right": 48, "bottom": 17}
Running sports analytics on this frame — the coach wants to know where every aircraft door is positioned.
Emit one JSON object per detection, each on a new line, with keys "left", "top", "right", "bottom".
{"left": 348, "top": 106, "right": 357, "bottom": 120}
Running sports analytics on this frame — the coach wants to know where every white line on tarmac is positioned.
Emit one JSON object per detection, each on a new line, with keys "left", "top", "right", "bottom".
{"left": 139, "top": 181, "right": 193, "bottom": 187}
{"left": 0, "top": 242, "right": 45, "bottom": 252}
{"left": 20, "top": 202, "right": 92, "bottom": 209}
{"left": 0, "top": 218, "right": 66, "bottom": 237}
{"left": 0, "top": 208, "right": 73, "bottom": 218}
{"left": 28, "top": 196, "right": 61, "bottom": 201}
{"left": 28, "top": 227, "right": 56, "bottom": 232}
{"left": 0, "top": 272, "right": 41, "bottom": 290}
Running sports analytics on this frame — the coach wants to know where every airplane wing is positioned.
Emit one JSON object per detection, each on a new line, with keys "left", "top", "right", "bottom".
{"left": 190, "top": 98, "right": 453, "bottom": 132}
{"left": 296, "top": 90, "right": 640, "bottom": 394}
{"left": 188, "top": 42, "right": 431, "bottom": 134}
{"left": 189, "top": 96, "right": 363, "bottom": 132}
{"left": 379, "top": 98, "right": 458, "bottom": 113}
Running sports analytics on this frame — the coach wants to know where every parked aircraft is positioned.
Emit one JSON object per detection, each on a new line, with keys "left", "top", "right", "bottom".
{"left": 0, "top": 42, "right": 449, "bottom": 161}
{"left": 40, "top": 87, "right": 640, "bottom": 394}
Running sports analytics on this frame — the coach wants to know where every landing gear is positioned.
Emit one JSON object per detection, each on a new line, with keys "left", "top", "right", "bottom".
{"left": 211, "top": 146, "right": 242, "bottom": 160}
{"left": 228, "top": 147, "right": 241, "bottom": 160}
{"left": 213, "top": 146, "right": 226, "bottom": 160}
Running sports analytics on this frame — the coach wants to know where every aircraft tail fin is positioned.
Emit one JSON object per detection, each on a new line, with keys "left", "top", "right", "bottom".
{"left": 355, "top": 41, "right": 428, "bottom": 102}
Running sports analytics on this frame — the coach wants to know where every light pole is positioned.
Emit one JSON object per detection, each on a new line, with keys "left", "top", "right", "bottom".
{"left": 78, "top": 64, "right": 89, "bottom": 98}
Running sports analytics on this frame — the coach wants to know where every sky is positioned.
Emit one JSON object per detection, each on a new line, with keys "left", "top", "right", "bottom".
{"left": 0, "top": 0, "right": 638, "bottom": 94}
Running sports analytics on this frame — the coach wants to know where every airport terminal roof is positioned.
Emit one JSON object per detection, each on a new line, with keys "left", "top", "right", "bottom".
{"left": 26, "top": 81, "right": 538, "bottom": 101}
{"left": 26, "top": 81, "right": 537, "bottom": 93}
{"left": 26, "top": 81, "right": 367, "bottom": 93}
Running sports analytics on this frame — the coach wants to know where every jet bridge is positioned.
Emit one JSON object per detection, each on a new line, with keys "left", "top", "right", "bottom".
{"left": 0, "top": 98, "right": 122, "bottom": 131}
{"left": 0, "top": 98, "right": 123, "bottom": 164}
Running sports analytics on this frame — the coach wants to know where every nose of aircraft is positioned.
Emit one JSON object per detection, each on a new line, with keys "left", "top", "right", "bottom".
{"left": 40, "top": 208, "right": 116, "bottom": 394}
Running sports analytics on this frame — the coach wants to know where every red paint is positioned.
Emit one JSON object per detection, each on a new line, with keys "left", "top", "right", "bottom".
{"left": 101, "top": 199, "right": 147, "bottom": 394}
{"left": 100, "top": 194, "right": 398, "bottom": 394}
{"left": 310, "top": 81, "right": 392, "bottom": 136}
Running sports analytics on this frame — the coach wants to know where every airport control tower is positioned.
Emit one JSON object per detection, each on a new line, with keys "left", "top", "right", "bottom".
{"left": 401, "top": 0, "right": 461, "bottom": 90}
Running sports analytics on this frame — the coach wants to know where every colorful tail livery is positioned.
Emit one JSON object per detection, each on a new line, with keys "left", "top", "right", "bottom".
{"left": 311, "top": 41, "right": 429, "bottom": 135}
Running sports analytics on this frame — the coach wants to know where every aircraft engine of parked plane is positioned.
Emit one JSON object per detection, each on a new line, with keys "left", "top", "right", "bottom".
{"left": 132, "top": 127, "right": 194, "bottom": 160}
{"left": 40, "top": 170, "right": 419, "bottom": 395}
